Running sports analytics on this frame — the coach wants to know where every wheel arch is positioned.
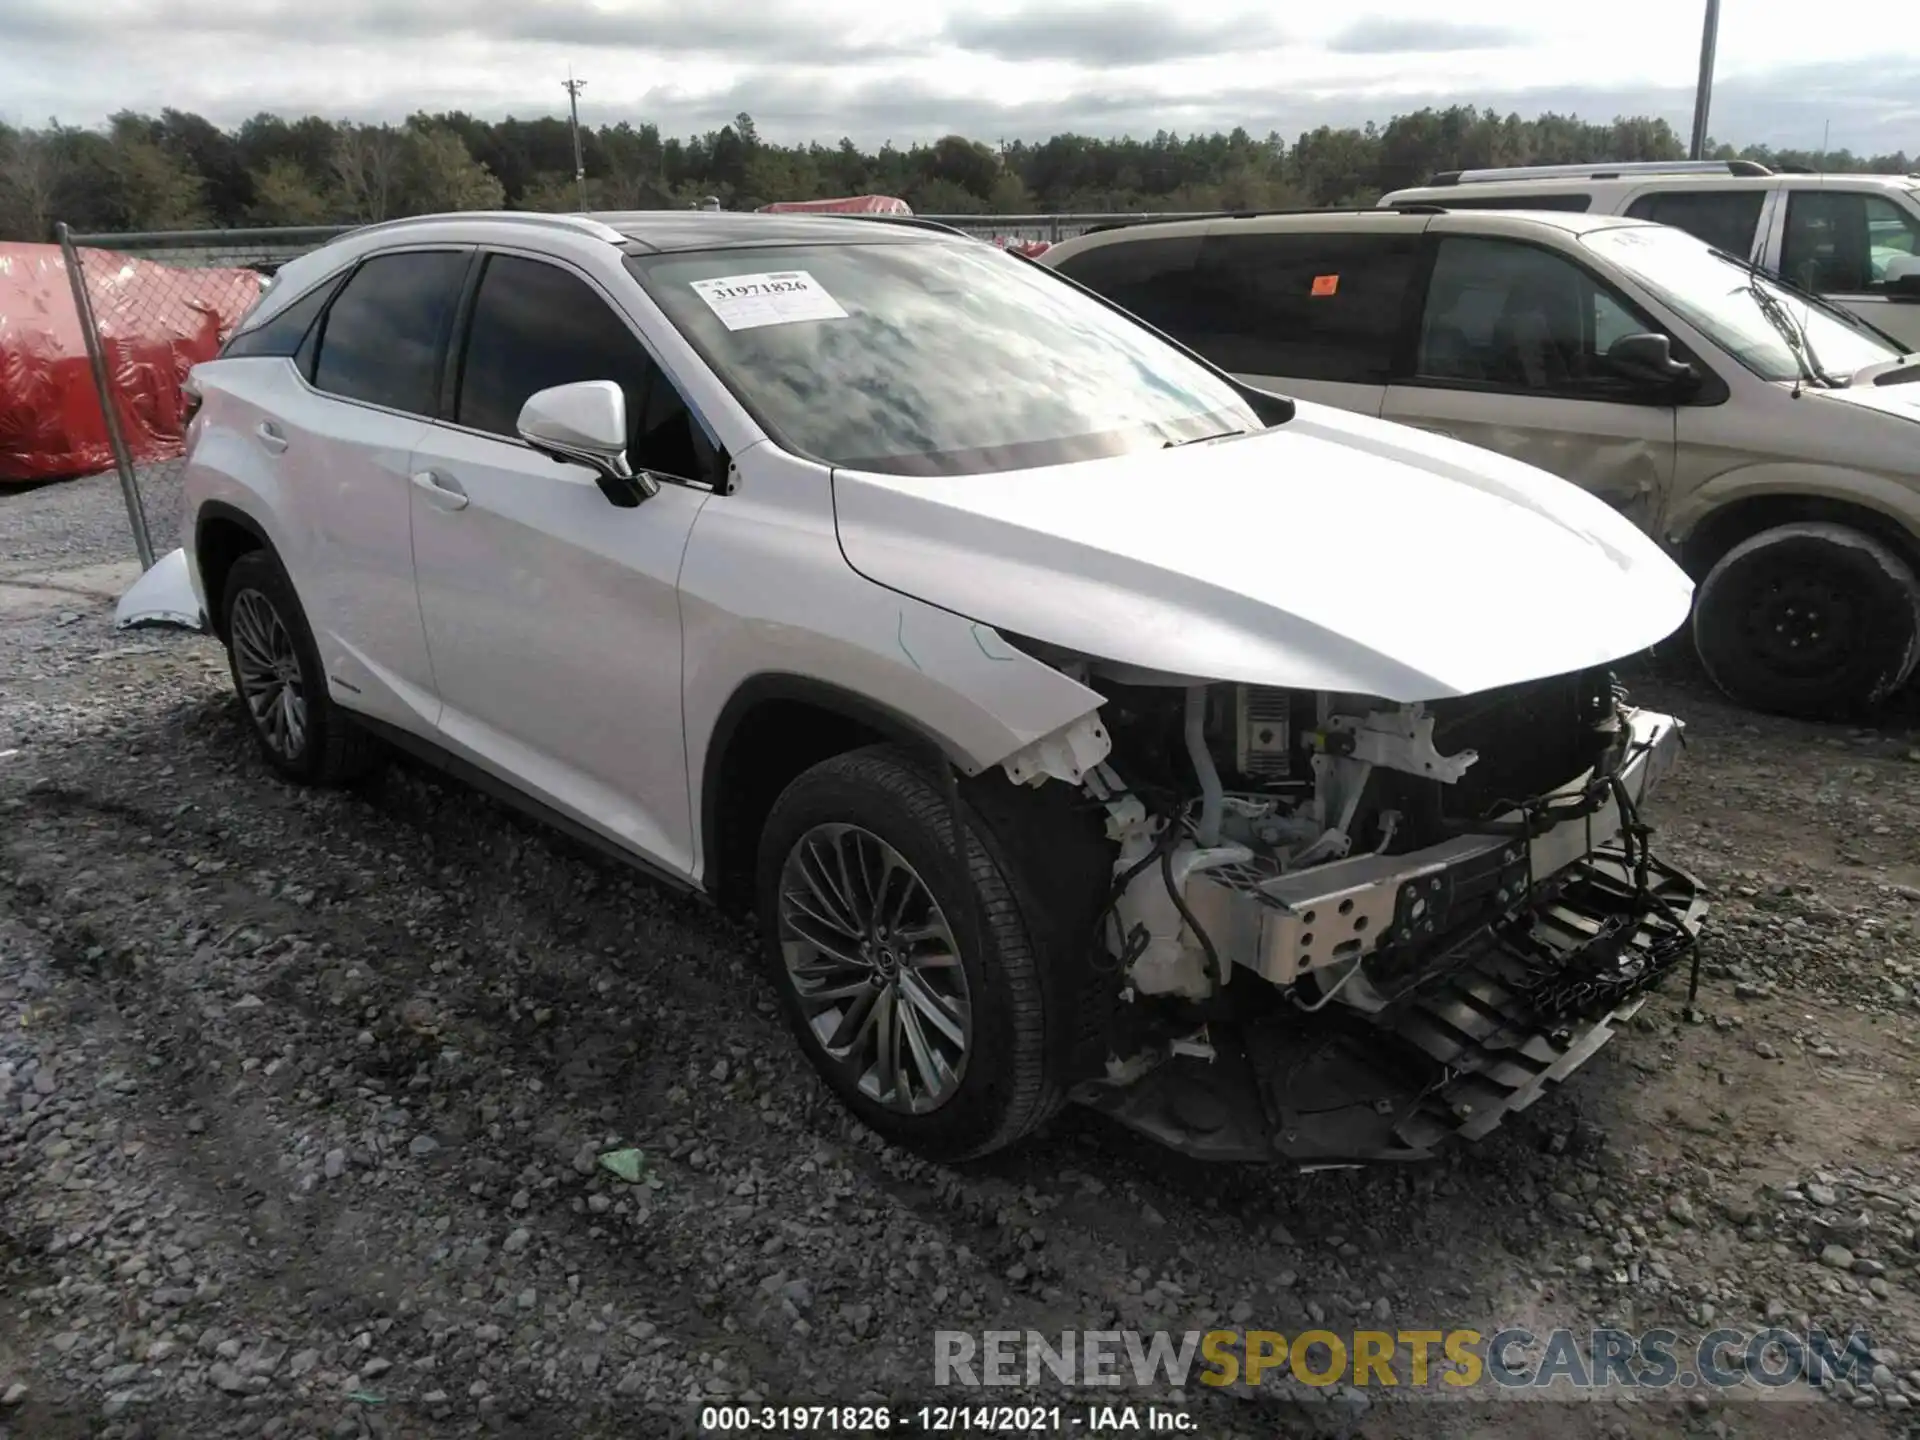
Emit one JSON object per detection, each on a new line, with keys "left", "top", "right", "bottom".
{"left": 1674, "top": 487, "right": 1920, "bottom": 582}
{"left": 699, "top": 674, "right": 976, "bottom": 913}
{"left": 193, "top": 500, "right": 276, "bottom": 642}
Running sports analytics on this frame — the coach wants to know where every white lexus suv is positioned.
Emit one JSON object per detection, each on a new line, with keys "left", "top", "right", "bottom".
{"left": 128, "top": 208, "right": 1708, "bottom": 1164}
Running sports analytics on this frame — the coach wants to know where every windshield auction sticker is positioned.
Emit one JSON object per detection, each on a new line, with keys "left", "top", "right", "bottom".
{"left": 690, "top": 271, "right": 849, "bottom": 331}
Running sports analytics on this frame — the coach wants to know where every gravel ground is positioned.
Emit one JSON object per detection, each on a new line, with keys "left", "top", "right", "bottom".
{"left": 5, "top": 471, "right": 1920, "bottom": 1440}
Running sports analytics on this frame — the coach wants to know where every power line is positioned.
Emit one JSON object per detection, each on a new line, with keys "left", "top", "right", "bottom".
{"left": 563, "top": 69, "right": 588, "bottom": 210}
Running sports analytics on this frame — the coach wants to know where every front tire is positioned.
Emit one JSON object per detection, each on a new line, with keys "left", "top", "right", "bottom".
{"left": 221, "top": 549, "right": 381, "bottom": 786}
{"left": 754, "top": 745, "right": 1063, "bottom": 1161}
{"left": 1692, "top": 521, "right": 1920, "bottom": 719}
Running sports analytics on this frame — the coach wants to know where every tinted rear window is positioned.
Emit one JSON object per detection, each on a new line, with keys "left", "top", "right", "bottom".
{"left": 1049, "top": 234, "right": 1205, "bottom": 338}
{"left": 311, "top": 250, "right": 469, "bottom": 416}
{"left": 1189, "top": 231, "right": 1419, "bottom": 382}
{"left": 1623, "top": 189, "right": 1765, "bottom": 256}
{"left": 1060, "top": 229, "right": 1418, "bottom": 384}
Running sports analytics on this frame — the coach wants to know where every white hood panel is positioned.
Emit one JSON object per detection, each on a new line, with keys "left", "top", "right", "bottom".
{"left": 832, "top": 401, "right": 1695, "bottom": 700}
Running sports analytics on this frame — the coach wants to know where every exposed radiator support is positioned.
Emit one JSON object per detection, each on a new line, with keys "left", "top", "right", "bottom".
{"left": 1185, "top": 685, "right": 1225, "bottom": 846}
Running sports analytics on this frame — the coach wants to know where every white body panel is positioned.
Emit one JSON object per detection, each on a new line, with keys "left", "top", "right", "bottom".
{"left": 833, "top": 400, "right": 1695, "bottom": 701}
{"left": 177, "top": 359, "right": 441, "bottom": 729}
{"left": 405, "top": 424, "right": 710, "bottom": 876}
{"left": 675, "top": 444, "right": 1111, "bottom": 870}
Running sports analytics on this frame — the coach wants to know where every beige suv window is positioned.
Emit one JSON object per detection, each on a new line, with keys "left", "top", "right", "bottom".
{"left": 1415, "top": 236, "right": 1662, "bottom": 399}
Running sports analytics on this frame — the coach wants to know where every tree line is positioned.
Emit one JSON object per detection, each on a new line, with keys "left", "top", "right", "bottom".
{"left": 0, "top": 104, "right": 1912, "bottom": 241}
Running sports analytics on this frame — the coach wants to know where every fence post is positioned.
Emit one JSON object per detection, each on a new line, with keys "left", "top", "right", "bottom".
{"left": 57, "top": 222, "right": 156, "bottom": 571}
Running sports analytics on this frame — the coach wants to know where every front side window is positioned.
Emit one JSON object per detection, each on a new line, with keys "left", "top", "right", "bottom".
{"left": 628, "top": 239, "right": 1264, "bottom": 477}
{"left": 1783, "top": 190, "right": 1920, "bottom": 294}
{"left": 454, "top": 253, "right": 716, "bottom": 483}
{"left": 1585, "top": 223, "right": 1900, "bottom": 383}
{"left": 310, "top": 250, "right": 468, "bottom": 416}
{"left": 1414, "top": 235, "right": 1669, "bottom": 400}
{"left": 1623, "top": 189, "right": 1765, "bottom": 258}
{"left": 1188, "top": 231, "right": 1418, "bottom": 383}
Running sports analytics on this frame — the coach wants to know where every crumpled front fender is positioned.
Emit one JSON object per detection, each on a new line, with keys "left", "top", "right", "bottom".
{"left": 115, "top": 547, "right": 206, "bottom": 632}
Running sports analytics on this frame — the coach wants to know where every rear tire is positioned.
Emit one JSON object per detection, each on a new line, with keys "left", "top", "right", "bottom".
{"left": 221, "top": 549, "right": 382, "bottom": 786}
{"left": 1692, "top": 521, "right": 1920, "bottom": 719}
{"left": 754, "top": 745, "right": 1064, "bottom": 1161}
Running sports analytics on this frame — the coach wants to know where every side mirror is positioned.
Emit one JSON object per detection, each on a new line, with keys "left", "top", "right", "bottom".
{"left": 1886, "top": 256, "right": 1920, "bottom": 300}
{"left": 515, "top": 380, "right": 659, "bottom": 507}
{"left": 1605, "top": 332, "right": 1700, "bottom": 394}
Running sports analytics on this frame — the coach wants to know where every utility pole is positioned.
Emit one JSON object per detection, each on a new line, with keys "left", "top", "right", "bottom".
{"left": 1688, "top": 0, "right": 1720, "bottom": 161}
{"left": 563, "top": 68, "right": 588, "bottom": 210}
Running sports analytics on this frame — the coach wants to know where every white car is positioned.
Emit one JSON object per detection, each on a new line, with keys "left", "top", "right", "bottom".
{"left": 1379, "top": 160, "right": 1920, "bottom": 350}
{"left": 125, "top": 209, "right": 1707, "bottom": 1164}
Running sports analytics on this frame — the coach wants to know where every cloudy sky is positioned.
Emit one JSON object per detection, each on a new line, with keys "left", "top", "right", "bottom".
{"left": 3, "top": 0, "right": 1917, "bottom": 155}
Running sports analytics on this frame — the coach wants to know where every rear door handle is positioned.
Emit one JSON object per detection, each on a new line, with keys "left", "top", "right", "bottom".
{"left": 256, "top": 421, "right": 288, "bottom": 454}
{"left": 411, "top": 469, "right": 469, "bottom": 511}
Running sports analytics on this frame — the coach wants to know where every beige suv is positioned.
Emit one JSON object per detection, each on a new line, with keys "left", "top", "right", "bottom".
{"left": 1380, "top": 161, "right": 1920, "bottom": 351}
{"left": 1040, "top": 206, "right": 1920, "bottom": 719}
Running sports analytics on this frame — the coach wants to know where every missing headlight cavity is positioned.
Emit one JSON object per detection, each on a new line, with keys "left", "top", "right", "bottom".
{"left": 1006, "top": 652, "right": 1702, "bottom": 1164}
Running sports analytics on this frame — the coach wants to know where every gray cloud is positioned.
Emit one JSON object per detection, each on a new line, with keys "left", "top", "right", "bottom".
{"left": 942, "top": 2, "right": 1284, "bottom": 64}
{"left": 604, "top": 62, "right": 1920, "bottom": 157}
{"left": 0, "top": 4, "right": 1913, "bottom": 160}
{"left": 1327, "top": 19, "right": 1525, "bottom": 55}
{"left": 0, "top": 0, "right": 921, "bottom": 60}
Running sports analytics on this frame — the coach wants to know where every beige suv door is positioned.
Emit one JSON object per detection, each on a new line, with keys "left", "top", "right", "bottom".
{"left": 1380, "top": 227, "right": 1680, "bottom": 530}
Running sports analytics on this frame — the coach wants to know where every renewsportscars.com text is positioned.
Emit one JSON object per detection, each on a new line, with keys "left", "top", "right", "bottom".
{"left": 933, "top": 1327, "right": 1885, "bottom": 1395}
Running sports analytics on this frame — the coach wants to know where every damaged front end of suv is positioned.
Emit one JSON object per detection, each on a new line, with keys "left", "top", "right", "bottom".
{"left": 994, "top": 655, "right": 1702, "bottom": 1164}
{"left": 826, "top": 399, "right": 1709, "bottom": 1166}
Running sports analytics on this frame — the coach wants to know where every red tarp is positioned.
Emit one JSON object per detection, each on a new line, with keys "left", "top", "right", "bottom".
{"left": 0, "top": 243, "right": 263, "bottom": 485}
{"left": 757, "top": 195, "right": 913, "bottom": 215}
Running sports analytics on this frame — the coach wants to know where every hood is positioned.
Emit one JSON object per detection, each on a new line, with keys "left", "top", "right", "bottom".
{"left": 832, "top": 400, "right": 1695, "bottom": 701}
{"left": 1815, "top": 373, "right": 1920, "bottom": 425}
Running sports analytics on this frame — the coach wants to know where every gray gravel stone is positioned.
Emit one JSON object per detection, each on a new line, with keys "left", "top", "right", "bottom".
{"left": 8, "top": 470, "right": 1920, "bottom": 1440}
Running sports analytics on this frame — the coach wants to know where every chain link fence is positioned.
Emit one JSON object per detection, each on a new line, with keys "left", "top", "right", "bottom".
{"left": 54, "top": 224, "right": 344, "bottom": 569}
{"left": 53, "top": 212, "right": 1208, "bottom": 567}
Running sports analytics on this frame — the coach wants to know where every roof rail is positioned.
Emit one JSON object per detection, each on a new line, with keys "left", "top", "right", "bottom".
{"left": 1425, "top": 159, "right": 1772, "bottom": 186}
{"left": 325, "top": 210, "right": 629, "bottom": 247}
{"left": 1079, "top": 203, "right": 1449, "bottom": 235}
{"left": 837, "top": 213, "right": 977, "bottom": 239}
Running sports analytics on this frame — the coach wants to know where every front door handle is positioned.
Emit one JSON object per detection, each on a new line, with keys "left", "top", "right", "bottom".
{"left": 411, "top": 469, "right": 468, "bottom": 511}
{"left": 256, "top": 421, "right": 289, "bottom": 454}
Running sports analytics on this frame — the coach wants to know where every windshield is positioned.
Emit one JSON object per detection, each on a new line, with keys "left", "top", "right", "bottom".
{"left": 627, "top": 240, "right": 1264, "bottom": 476}
{"left": 1583, "top": 224, "right": 1903, "bottom": 382}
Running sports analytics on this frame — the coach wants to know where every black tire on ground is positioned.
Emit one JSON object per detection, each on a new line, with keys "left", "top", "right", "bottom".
{"left": 754, "top": 745, "right": 1067, "bottom": 1161}
{"left": 220, "top": 549, "right": 382, "bottom": 786}
{"left": 1692, "top": 521, "right": 1920, "bottom": 720}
